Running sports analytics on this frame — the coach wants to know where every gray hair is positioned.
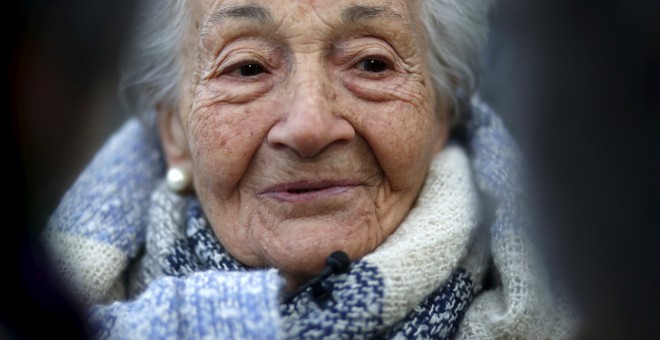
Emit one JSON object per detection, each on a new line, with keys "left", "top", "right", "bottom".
{"left": 119, "top": 0, "right": 491, "bottom": 123}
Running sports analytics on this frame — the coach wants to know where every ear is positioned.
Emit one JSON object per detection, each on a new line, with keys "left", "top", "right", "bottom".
{"left": 159, "top": 109, "right": 193, "bottom": 170}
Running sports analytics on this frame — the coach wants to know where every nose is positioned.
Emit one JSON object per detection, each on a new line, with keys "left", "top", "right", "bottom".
{"left": 267, "top": 79, "right": 355, "bottom": 158}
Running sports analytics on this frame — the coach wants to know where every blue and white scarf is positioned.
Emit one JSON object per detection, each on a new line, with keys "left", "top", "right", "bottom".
{"left": 151, "top": 196, "right": 475, "bottom": 338}
{"left": 44, "top": 97, "right": 572, "bottom": 339}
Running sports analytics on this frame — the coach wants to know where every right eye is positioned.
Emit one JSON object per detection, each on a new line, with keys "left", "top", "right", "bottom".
{"left": 229, "top": 63, "right": 266, "bottom": 77}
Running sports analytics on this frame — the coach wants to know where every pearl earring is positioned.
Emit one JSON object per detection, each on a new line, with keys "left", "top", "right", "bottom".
{"left": 166, "top": 167, "right": 192, "bottom": 193}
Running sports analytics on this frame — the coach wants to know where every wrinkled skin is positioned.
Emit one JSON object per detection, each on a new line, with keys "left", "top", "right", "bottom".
{"left": 160, "top": 0, "right": 449, "bottom": 288}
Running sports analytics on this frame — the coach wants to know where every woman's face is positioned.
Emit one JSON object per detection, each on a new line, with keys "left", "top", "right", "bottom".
{"left": 161, "top": 0, "right": 449, "bottom": 286}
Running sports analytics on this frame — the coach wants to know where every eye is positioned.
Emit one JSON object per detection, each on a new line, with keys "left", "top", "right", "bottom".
{"left": 236, "top": 63, "right": 265, "bottom": 77}
{"left": 357, "top": 59, "right": 389, "bottom": 73}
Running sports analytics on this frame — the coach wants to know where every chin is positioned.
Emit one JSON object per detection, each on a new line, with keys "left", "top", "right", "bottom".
{"left": 250, "top": 214, "right": 382, "bottom": 284}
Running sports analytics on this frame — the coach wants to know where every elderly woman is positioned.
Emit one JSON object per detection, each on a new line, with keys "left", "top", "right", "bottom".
{"left": 44, "top": 0, "right": 570, "bottom": 338}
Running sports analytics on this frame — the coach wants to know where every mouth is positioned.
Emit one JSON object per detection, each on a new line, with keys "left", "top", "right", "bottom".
{"left": 259, "top": 180, "right": 360, "bottom": 202}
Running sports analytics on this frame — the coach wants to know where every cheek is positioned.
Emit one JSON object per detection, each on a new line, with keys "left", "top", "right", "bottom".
{"left": 339, "top": 69, "right": 442, "bottom": 189}
{"left": 185, "top": 99, "right": 278, "bottom": 267}
{"left": 348, "top": 95, "right": 441, "bottom": 190}
{"left": 185, "top": 101, "right": 275, "bottom": 193}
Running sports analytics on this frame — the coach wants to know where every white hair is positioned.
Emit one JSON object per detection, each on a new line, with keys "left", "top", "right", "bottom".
{"left": 420, "top": 0, "right": 491, "bottom": 120}
{"left": 119, "top": 0, "right": 491, "bottom": 123}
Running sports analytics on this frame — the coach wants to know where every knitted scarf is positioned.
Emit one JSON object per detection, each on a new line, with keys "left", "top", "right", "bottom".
{"left": 128, "top": 144, "right": 481, "bottom": 339}
{"left": 44, "top": 96, "right": 573, "bottom": 339}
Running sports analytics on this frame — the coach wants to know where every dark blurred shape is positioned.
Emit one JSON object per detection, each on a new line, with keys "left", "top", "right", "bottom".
{"left": 483, "top": 0, "right": 660, "bottom": 338}
{"left": 16, "top": 0, "right": 133, "bottom": 231}
{"left": 5, "top": 0, "right": 134, "bottom": 337}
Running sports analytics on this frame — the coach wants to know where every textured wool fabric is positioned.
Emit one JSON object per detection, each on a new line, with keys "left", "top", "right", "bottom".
{"left": 362, "top": 145, "right": 483, "bottom": 327}
{"left": 456, "top": 97, "right": 574, "bottom": 339}
{"left": 43, "top": 96, "right": 573, "bottom": 339}
{"left": 43, "top": 118, "right": 164, "bottom": 306}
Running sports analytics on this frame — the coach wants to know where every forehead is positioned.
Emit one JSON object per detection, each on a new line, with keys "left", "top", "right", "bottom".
{"left": 198, "top": 0, "right": 418, "bottom": 14}
{"left": 196, "top": 0, "right": 421, "bottom": 32}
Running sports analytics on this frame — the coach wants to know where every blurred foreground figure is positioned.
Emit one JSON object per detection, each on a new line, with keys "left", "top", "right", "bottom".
{"left": 5, "top": 0, "right": 133, "bottom": 338}
{"left": 483, "top": 0, "right": 660, "bottom": 338}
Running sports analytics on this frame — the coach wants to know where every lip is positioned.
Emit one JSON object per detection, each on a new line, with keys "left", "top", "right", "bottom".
{"left": 259, "top": 180, "right": 360, "bottom": 203}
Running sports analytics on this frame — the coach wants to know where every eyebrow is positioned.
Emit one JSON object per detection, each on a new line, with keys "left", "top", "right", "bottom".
{"left": 341, "top": 5, "right": 407, "bottom": 24}
{"left": 208, "top": 5, "right": 272, "bottom": 25}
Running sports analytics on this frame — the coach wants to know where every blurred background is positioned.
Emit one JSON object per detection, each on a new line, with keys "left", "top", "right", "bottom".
{"left": 4, "top": 0, "right": 660, "bottom": 338}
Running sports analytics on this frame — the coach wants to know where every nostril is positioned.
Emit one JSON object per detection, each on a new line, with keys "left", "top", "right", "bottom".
{"left": 267, "top": 109, "right": 356, "bottom": 158}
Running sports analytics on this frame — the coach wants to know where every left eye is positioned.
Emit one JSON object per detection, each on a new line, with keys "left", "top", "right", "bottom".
{"left": 357, "top": 59, "right": 389, "bottom": 73}
{"left": 235, "top": 63, "right": 265, "bottom": 77}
